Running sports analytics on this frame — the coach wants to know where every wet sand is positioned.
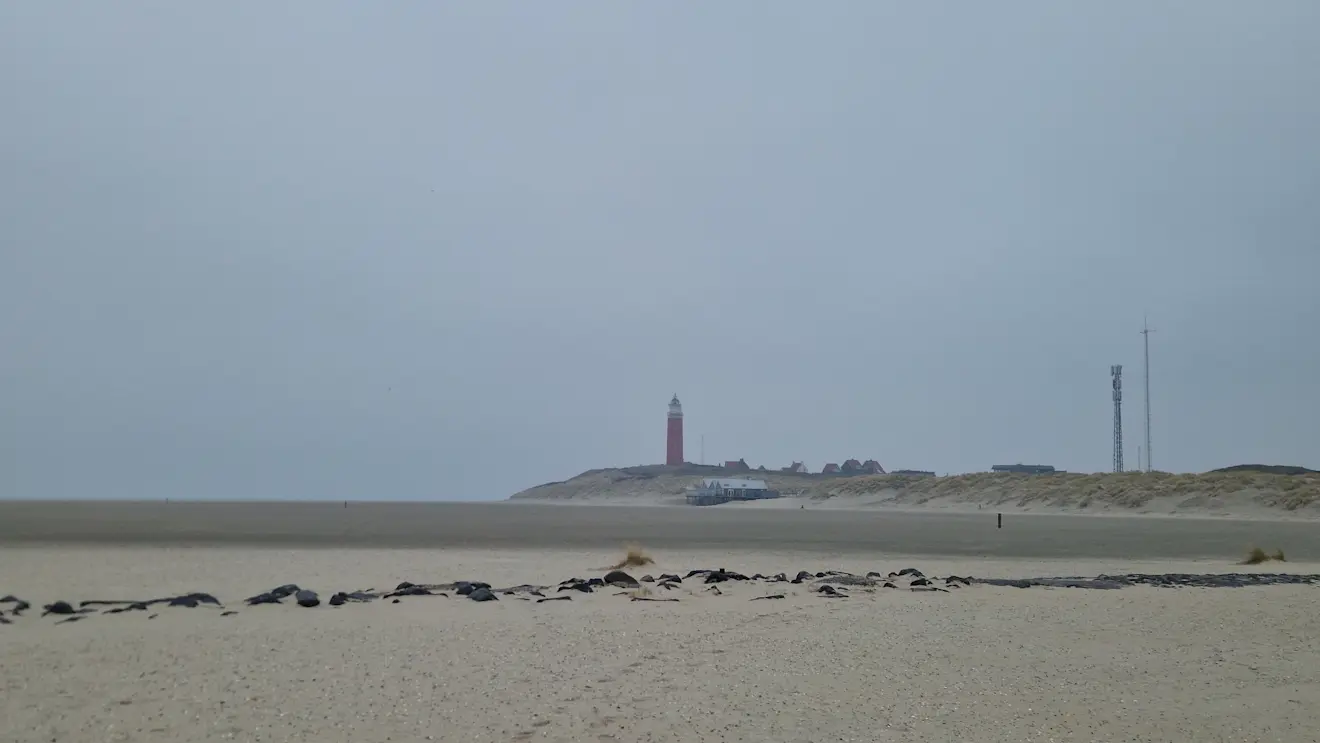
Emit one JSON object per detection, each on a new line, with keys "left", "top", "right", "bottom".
{"left": 3, "top": 502, "right": 1320, "bottom": 742}
{"left": 3, "top": 499, "right": 1320, "bottom": 558}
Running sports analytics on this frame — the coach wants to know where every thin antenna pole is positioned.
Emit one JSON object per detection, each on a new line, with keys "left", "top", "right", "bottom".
{"left": 1111, "top": 364, "right": 1124, "bottom": 473}
{"left": 701, "top": 435, "right": 705, "bottom": 466}
{"left": 1141, "top": 316, "right": 1155, "bottom": 472}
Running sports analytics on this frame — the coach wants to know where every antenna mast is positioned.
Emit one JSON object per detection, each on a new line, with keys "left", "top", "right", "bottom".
{"left": 1111, "top": 365, "right": 1124, "bottom": 473}
{"left": 1141, "top": 317, "right": 1155, "bottom": 472}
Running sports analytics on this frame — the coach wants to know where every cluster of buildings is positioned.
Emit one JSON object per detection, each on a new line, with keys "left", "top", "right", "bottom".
{"left": 663, "top": 396, "right": 1058, "bottom": 503}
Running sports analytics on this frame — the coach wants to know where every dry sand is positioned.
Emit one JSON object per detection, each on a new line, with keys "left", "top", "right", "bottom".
{"left": 3, "top": 502, "right": 1320, "bottom": 742}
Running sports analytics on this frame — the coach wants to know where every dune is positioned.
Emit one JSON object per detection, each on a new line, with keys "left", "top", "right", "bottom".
{"left": 509, "top": 467, "right": 1320, "bottom": 519}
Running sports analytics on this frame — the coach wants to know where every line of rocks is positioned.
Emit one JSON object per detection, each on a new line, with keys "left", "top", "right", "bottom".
{"left": 4, "top": 570, "right": 1318, "bottom": 626}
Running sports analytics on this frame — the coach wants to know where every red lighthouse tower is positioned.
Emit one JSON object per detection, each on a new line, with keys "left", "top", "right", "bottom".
{"left": 666, "top": 394, "right": 684, "bottom": 466}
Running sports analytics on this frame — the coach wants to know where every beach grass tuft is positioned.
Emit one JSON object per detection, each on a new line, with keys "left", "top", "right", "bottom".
{"left": 1241, "top": 546, "right": 1288, "bottom": 565}
{"left": 608, "top": 545, "right": 655, "bottom": 570}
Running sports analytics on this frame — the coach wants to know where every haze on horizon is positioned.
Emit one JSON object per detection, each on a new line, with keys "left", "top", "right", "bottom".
{"left": 3, "top": 3, "right": 1318, "bottom": 501}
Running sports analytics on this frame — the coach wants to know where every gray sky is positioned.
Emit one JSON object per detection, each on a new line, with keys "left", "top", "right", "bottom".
{"left": 3, "top": 3, "right": 1318, "bottom": 500}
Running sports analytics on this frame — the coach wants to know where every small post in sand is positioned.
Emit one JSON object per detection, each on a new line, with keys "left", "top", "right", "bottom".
{"left": 997, "top": 512, "right": 1002, "bottom": 529}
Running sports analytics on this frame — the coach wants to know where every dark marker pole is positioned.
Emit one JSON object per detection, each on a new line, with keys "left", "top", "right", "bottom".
{"left": 997, "top": 512, "right": 1002, "bottom": 529}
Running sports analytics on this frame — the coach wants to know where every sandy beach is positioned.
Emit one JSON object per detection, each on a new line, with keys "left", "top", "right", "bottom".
{"left": 3, "top": 502, "right": 1320, "bottom": 742}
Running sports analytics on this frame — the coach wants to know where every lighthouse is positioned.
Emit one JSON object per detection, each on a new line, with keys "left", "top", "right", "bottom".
{"left": 666, "top": 394, "right": 684, "bottom": 466}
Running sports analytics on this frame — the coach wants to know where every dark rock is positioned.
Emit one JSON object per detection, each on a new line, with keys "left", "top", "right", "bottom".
{"left": 168, "top": 596, "right": 200, "bottom": 608}
{"left": 794, "top": 570, "right": 813, "bottom": 582}
{"left": 898, "top": 568, "right": 924, "bottom": 578}
{"left": 946, "top": 575, "right": 971, "bottom": 586}
{"left": 104, "top": 602, "right": 149, "bottom": 614}
{"left": 221, "top": 611, "right": 239, "bottom": 616}
{"left": 770, "top": 573, "right": 788, "bottom": 582}
{"left": 2, "top": 596, "right": 30, "bottom": 616}
{"left": 751, "top": 594, "right": 786, "bottom": 600}
{"left": 657, "top": 581, "right": 679, "bottom": 590}
{"left": 559, "top": 582, "right": 593, "bottom": 593}
{"left": 816, "top": 585, "right": 846, "bottom": 597}
{"left": 911, "top": 586, "right": 949, "bottom": 593}
{"left": 247, "top": 584, "right": 300, "bottom": 604}
{"left": 640, "top": 575, "right": 655, "bottom": 583}
{"left": 658, "top": 574, "right": 683, "bottom": 583}
{"left": 632, "top": 597, "right": 679, "bottom": 602}
{"left": 295, "top": 590, "right": 320, "bottom": 608}
{"left": 42, "top": 601, "right": 75, "bottom": 616}
{"left": 707, "top": 585, "right": 722, "bottom": 595}
{"left": 683, "top": 569, "right": 709, "bottom": 579}
{"left": 704, "top": 569, "right": 749, "bottom": 583}
{"left": 55, "top": 615, "right": 85, "bottom": 624}
{"left": 329, "top": 593, "right": 346, "bottom": 606}
{"left": 537, "top": 596, "right": 572, "bottom": 603}
{"left": 468, "top": 587, "right": 498, "bottom": 602}
{"left": 603, "top": 570, "right": 640, "bottom": 588}
{"left": 910, "top": 578, "right": 932, "bottom": 587}
{"left": 385, "top": 585, "right": 435, "bottom": 598}
{"left": 882, "top": 582, "right": 897, "bottom": 589}
{"left": 270, "top": 584, "right": 301, "bottom": 598}
{"left": 586, "top": 577, "right": 605, "bottom": 587}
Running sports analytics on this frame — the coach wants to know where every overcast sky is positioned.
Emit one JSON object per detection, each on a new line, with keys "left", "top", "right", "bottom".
{"left": 3, "top": 3, "right": 1318, "bottom": 500}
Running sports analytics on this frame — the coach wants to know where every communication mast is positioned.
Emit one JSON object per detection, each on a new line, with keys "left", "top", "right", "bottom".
{"left": 1111, "top": 365, "right": 1124, "bottom": 473}
{"left": 1141, "top": 318, "right": 1155, "bottom": 472}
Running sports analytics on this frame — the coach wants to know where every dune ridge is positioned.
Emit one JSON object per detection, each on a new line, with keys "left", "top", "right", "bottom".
{"left": 510, "top": 467, "right": 1320, "bottom": 518}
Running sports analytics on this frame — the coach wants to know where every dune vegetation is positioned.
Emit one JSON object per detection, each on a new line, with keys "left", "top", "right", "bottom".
{"left": 510, "top": 466, "right": 1320, "bottom": 517}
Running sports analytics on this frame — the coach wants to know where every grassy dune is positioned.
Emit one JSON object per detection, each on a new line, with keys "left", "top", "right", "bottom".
{"left": 510, "top": 467, "right": 1320, "bottom": 517}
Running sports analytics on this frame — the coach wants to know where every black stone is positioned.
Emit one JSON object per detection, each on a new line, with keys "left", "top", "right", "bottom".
{"left": 537, "top": 596, "right": 572, "bottom": 603}
{"left": 295, "top": 590, "right": 320, "bottom": 608}
{"left": 468, "top": 587, "right": 498, "bottom": 602}
{"left": 603, "top": 570, "right": 639, "bottom": 588}
{"left": 42, "top": 601, "right": 75, "bottom": 616}
{"left": 751, "top": 594, "right": 786, "bottom": 600}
